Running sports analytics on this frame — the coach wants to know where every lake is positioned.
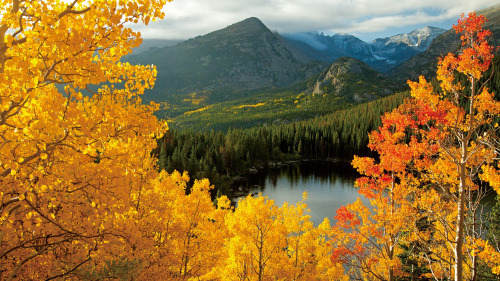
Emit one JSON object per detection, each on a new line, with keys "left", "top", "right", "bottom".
{"left": 233, "top": 160, "right": 370, "bottom": 226}
{"left": 232, "top": 160, "right": 498, "bottom": 227}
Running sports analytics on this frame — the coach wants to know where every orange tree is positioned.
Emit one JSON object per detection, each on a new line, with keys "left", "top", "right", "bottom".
{"left": 403, "top": 12, "right": 499, "bottom": 280}
{"left": 332, "top": 12, "right": 500, "bottom": 281}
{"left": 0, "top": 0, "right": 170, "bottom": 279}
{"left": 330, "top": 110, "right": 424, "bottom": 281}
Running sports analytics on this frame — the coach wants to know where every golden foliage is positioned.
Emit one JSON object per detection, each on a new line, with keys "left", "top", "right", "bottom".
{"left": 0, "top": 0, "right": 170, "bottom": 278}
{"left": 233, "top": 103, "right": 266, "bottom": 109}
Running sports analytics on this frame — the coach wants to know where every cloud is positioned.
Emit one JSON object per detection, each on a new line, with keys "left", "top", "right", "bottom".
{"left": 282, "top": 33, "right": 328, "bottom": 50}
{"left": 131, "top": 0, "right": 500, "bottom": 40}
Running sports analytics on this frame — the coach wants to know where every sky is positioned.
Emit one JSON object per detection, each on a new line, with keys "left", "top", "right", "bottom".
{"left": 133, "top": 0, "right": 500, "bottom": 43}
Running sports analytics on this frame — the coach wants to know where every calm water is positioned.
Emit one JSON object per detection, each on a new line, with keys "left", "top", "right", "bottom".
{"left": 233, "top": 160, "right": 498, "bottom": 227}
{"left": 233, "top": 160, "right": 370, "bottom": 226}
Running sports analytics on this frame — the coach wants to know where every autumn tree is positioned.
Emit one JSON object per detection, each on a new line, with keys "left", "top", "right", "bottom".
{"left": 330, "top": 109, "right": 424, "bottom": 281}
{"left": 207, "top": 193, "right": 345, "bottom": 281}
{"left": 402, "top": 12, "right": 499, "bottom": 281}
{"left": 338, "top": 12, "right": 500, "bottom": 281}
{"left": 0, "top": 0, "right": 170, "bottom": 279}
{"left": 122, "top": 171, "right": 231, "bottom": 280}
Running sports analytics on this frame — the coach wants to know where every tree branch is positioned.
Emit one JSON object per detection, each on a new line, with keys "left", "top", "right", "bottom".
{"left": 45, "top": 257, "right": 91, "bottom": 281}
{"left": 6, "top": 245, "right": 50, "bottom": 281}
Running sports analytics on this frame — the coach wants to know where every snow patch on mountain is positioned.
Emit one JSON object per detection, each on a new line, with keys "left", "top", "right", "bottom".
{"left": 372, "top": 26, "right": 447, "bottom": 51}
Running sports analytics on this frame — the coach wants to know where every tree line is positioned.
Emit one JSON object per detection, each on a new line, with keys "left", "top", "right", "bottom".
{"left": 156, "top": 90, "right": 409, "bottom": 196}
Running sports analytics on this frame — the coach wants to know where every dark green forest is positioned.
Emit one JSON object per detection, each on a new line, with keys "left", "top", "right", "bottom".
{"left": 156, "top": 90, "right": 409, "bottom": 197}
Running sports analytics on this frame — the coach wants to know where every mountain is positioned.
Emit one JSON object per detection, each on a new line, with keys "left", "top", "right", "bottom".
{"left": 130, "top": 39, "right": 184, "bottom": 54}
{"left": 371, "top": 26, "right": 446, "bottom": 52}
{"left": 387, "top": 3, "right": 500, "bottom": 84}
{"left": 282, "top": 27, "right": 446, "bottom": 73}
{"left": 282, "top": 32, "right": 373, "bottom": 67}
{"left": 308, "top": 57, "right": 399, "bottom": 103}
{"left": 123, "top": 17, "right": 327, "bottom": 101}
{"left": 331, "top": 33, "right": 374, "bottom": 59}
{"left": 169, "top": 57, "right": 401, "bottom": 131}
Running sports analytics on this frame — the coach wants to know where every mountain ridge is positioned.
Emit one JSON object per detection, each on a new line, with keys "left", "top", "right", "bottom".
{"left": 169, "top": 56, "right": 401, "bottom": 131}
{"left": 308, "top": 57, "right": 398, "bottom": 103}
{"left": 281, "top": 26, "right": 446, "bottom": 72}
{"left": 371, "top": 26, "right": 446, "bottom": 51}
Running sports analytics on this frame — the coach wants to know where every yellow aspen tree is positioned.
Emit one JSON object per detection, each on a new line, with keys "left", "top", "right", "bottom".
{"left": 280, "top": 194, "right": 345, "bottom": 280}
{"left": 0, "top": 0, "right": 169, "bottom": 279}
{"left": 121, "top": 171, "right": 230, "bottom": 280}
{"left": 207, "top": 193, "right": 345, "bottom": 281}
{"left": 212, "top": 194, "right": 289, "bottom": 281}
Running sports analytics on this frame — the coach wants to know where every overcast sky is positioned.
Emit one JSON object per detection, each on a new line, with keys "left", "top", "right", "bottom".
{"left": 133, "top": 0, "right": 500, "bottom": 43}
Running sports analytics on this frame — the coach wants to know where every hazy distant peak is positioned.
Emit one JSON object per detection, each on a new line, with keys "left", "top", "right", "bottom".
{"left": 333, "top": 32, "right": 351, "bottom": 37}
{"left": 409, "top": 26, "right": 446, "bottom": 36}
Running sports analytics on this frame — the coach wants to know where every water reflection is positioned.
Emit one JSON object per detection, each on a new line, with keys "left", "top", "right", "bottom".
{"left": 234, "top": 160, "right": 369, "bottom": 227}
{"left": 233, "top": 160, "right": 498, "bottom": 228}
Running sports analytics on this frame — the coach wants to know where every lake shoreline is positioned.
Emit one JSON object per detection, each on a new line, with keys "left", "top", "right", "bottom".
{"left": 228, "top": 160, "right": 364, "bottom": 226}
{"left": 231, "top": 158, "right": 354, "bottom": 200}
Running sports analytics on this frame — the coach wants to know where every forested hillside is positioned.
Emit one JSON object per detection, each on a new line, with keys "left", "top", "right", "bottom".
{"left": 170, "top": 57, "right": 401, "bottom": 131}
{"left": 157, "top": 90, "right": 409, "bottom": 196}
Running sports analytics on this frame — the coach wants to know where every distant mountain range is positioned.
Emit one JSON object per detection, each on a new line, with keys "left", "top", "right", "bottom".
{"left": 124, "top": 16, "right": 440, "bottom": 100}
{"left": 131, "top": 39, "right": 183, "bottom": 54}
{"left": 282, "top": 26, "right": 446, "bottom": 73}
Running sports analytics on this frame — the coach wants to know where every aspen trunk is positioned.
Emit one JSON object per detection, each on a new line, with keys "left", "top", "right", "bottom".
{"left": 454, "top": 162, "right": 466, "bottom": 281}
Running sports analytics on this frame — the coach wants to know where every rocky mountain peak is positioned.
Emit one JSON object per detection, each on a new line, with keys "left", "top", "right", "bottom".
{"left": 310, "top": 57, "right": 399, "bottom": 102}
{"left": 124, "top": 16, "right": 326, "bottom": 97}
{"left": 387, "top": 2, "right": 500, "bottom": 84}
{"left": 219, "top": 17, "right": 269, "bottom": 36}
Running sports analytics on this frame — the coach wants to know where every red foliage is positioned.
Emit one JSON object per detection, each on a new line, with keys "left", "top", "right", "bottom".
{"left": 334, "top": 206, "right": 360, "bottom": 229}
